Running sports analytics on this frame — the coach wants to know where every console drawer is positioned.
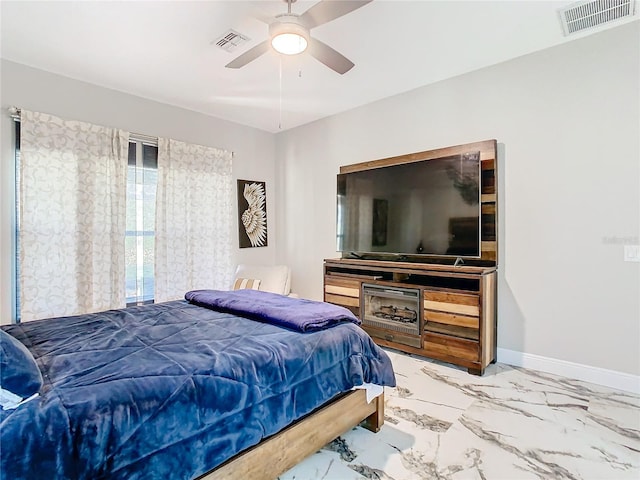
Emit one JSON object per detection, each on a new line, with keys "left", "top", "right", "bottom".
{"left": 424, "top": 310, "right": 479, "bottom": 329}
{"left": 363, "top": 324, "right": 422, "bottom": 349}
{"left": 423, "top": 333, "right": 479, "bottom": 362}
{"left": 325, "top": 284, "right": 360, "bottom": 298}
{"left": 325, "top": 293, "right": 359, "bottom": 307}
{"left": 424, "top": 322, "right": 479, "bottom": 341}
{"left": 423, "top": 290, "right": 479, "bottom": 316}
{"left": 324, "top": 277, "right": 360, "bottom": 303}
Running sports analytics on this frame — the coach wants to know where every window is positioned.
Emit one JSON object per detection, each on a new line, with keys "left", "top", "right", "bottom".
{"left": 125, "top": 141, "right": 158, "bottom": 305}
{"left": 13, "top": 114, "right": 230, "bottom": 317}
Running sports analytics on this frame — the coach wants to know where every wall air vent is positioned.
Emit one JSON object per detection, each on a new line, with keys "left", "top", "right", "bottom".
{"left": 214, "top": 29, "right": 251, "bottom": 53}
{"left": 558, "top": 0, "right": 636, "bottom": 35}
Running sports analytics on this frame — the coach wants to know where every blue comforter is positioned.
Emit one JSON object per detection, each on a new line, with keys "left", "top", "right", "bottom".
{"left": 0, "top": 297, "right": 395, "bottom": 479}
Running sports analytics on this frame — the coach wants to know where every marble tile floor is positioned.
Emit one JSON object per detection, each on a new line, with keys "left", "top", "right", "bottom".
{"left": 281, "top": 349, "right": 640, "bottom": 480}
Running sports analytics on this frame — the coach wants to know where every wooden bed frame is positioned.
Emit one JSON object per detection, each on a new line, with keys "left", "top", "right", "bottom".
{"left": 198, "top": 389, "right": 385, "bottom": 480}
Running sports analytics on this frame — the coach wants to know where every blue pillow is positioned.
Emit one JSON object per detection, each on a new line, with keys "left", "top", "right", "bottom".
{"left": 0, "top": 329, "right": 43, "bottom": 398}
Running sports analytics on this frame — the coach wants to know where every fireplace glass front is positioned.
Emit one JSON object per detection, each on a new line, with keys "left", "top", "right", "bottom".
{"left": 361, "top": 284, "right": 420, "bottom": 336}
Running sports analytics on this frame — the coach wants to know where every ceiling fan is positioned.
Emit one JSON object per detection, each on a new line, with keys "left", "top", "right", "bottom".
{"left": 225, "top": 0, "right": 372, "bottom": 75}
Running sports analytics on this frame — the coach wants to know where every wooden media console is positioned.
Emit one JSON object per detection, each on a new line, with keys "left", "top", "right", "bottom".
{"left": 324, "top": 259, "right": 497, "bottom": 375}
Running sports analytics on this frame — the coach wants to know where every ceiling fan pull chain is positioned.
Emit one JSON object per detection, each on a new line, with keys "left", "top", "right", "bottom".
{"left": 279, "top": 57, "right": 283, "bottom": 130}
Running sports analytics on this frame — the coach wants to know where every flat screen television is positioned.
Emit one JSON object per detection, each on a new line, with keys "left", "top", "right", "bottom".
{"left": 336, "top": 151, "right": 481, "bottom": 261}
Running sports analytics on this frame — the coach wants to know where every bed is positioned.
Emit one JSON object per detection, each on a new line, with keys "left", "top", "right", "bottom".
{"left": 0, "top": 289, "right": 395, "bottom": 479}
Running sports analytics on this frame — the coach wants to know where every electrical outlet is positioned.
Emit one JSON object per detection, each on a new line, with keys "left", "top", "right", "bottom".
{"left": 624, "top": 245, "right": 640, "bottom": 262}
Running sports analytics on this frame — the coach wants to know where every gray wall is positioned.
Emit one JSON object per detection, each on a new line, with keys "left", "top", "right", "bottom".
{"left": 274, "top": 23, "right": 640, "bottom": 376}
{"left": 0, "top": 60, "right": 277, "bottom": 324}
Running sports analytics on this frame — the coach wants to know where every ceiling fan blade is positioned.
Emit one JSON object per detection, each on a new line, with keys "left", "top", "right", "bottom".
{"left": 225, "top": 40, "right": 270, "bottom": 69}
{"left": 308, "top": 38, "right": 354, "bottom": 75}
{"left": 299, "top": 0, "right": 372, "bottom": 29}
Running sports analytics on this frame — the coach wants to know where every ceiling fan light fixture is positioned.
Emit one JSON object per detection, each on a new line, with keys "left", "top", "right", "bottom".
{"left": 269, "top": 19, "right": 309, "bottom": 55}
{"left": 272, "top": 32, "right": 307, "bottom": 55}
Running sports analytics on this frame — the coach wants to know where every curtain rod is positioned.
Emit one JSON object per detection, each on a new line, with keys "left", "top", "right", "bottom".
{"left": 7, "top": 106, "right": 235, "bottom": 156}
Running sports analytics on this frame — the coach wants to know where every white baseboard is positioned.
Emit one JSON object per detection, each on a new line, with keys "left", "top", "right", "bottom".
{"left": 497, "top": 348, "right": 640, "bottom": 395}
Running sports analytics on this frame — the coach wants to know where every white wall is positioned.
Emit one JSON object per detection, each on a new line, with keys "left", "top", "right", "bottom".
{"left": 275, "top": 23, "right": 640, "bottom": 377}
{"left": 0, "top": 60, "right": 277, "bottom": 325}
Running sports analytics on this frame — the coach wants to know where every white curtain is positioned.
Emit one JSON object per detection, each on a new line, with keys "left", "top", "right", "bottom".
{"left": 155, "top": 138, "right": 233, "bottom": 303}
{"left": 19, "top": 110, "right": 128, "bottom": 321}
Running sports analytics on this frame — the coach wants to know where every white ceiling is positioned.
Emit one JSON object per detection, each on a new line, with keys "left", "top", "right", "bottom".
{"left": 1, "top": 1, "right": 637, "bottom": 133}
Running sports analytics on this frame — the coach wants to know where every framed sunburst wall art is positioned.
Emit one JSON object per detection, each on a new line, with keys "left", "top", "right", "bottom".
{"left": 237, "top": 179, "right": 268, "bottom": 248}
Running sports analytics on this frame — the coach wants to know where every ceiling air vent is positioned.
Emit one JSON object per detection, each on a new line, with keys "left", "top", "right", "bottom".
{"left": 214, "top": 29, "right": 251, "bottom": 53}
{"left": 559, "top": 0, "right": 636, "bottom": 35}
